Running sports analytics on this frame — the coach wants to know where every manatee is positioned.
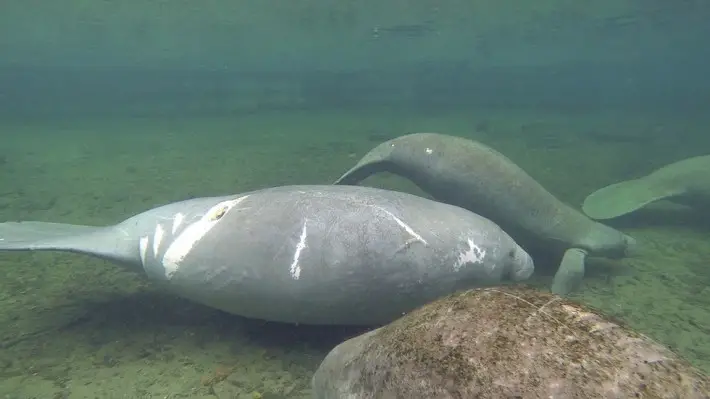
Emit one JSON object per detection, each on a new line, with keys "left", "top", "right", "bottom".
{"left": 583, "top": 155, "right": 710, "bottom": 220}
{"left": 334, "top": 132, "right": 635, "bottom": 295}
{"left": 312, "top": 286, "right": 710, "bottom": 398}
{"left": 0, "top": 185, "right": 533, "bottom": 325}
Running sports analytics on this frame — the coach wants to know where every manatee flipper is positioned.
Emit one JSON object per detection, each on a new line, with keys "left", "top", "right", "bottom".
{"left": 582, "top": 179, "right": 682, "bottom": 220}
{"left": 0, "top": 221, "right": 136, "bottom": 266}
{"left": 551, "top": 248, "right": 587, "bottom": 296}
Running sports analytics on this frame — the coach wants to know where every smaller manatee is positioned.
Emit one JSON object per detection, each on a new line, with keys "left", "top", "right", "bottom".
{"left": 334, "top": 132, "right": 636, "bottom": 295}
{"left": 312, "top": 286, "right": 710, "bottom": 399}
{"left": 583, "top": 155, "right": 710, "bottom": 220}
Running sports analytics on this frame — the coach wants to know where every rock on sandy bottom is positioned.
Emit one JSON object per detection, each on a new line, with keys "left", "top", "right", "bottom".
{"left": 312, "top": 286, "right": 710, "bottom": 398}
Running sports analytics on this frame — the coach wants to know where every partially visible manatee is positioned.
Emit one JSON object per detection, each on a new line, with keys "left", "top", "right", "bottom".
{"left": 334, "top": 132, "right": 636, "bottom": 295}
{"left": 312, "top": 286, "right": 709, "bottom": 398}
{"left": 583, "top": 155, "right": 710, "bottom": 220}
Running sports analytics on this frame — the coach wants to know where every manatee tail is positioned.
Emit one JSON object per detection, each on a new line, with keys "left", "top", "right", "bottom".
{"left": 334, "top": 140, "right": 399, "bottom": 185}
{"left": 333, "top": 160, "right": 389, "bottom": 185}
{"left": 581, "top": 179, "right": 680, "bottom": 220}
{"left": 0, "top": 221, "right": 134, "bottom": 266}
{"left": 0, "top": 222, "right": 103, "bottom": 250}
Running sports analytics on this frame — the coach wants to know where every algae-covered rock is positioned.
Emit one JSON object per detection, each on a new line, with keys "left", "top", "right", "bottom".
{"left": 312, "top": 286, "right": 710, "bottom": 398}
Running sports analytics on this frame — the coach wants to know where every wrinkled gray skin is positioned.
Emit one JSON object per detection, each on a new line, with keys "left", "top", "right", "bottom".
{"left": 334, "top": 132, "right": 636, "bottom": 295}
{"left": 312, "top": 286, "right": 710, "bottom": 398}
{"left": 0, "top": 185, "right": 533, "bottom": 325}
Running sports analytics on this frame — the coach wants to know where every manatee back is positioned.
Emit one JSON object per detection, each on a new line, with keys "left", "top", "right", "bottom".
{"left": 312, "top": 286, "right": 710, "bottom": 398}
{"left": 156, "top": 185, "right": 532, "bottom": 325}
{"left": 384, "top": 133, "right": 597, "bottom": 250}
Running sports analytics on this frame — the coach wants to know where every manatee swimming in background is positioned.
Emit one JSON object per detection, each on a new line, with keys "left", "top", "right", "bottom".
{"left": 312, "top": 286, "right": 710, "bottom": 398}
{"left": 583, "top": 155, "right": 710, "bottom": 220}
{"left": 334, "top": 132, "right": 636, "bottom": 295}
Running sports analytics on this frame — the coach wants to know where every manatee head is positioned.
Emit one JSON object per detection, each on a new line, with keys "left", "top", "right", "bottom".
{"left": 582, "top": 222, "right": 637, "bottom": 258}
{"left": 507, "top": 243, "right": 535, "bottom": 281}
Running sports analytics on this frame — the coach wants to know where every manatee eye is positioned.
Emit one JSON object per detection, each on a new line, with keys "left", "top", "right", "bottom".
{"left": 210, "top": 207, "right": 227, "bottom": 221}
{"left": 508, "top": 249, "right": 516, "bottom": 258}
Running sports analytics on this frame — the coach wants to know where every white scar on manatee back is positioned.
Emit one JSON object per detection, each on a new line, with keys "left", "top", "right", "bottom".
{"left": 138, "top": 211, "right": 185, "bottom": 267}
{"left": 289, "top": 206, "right": 430, "bottom": 281}
{"left": 162, "top": 197, "right": 249, "bottom": 278}
{"left": 290, "top": 221, "right": 308, "bottom": 280}
{"left": 138, "top": 196, "right": 249, "bottom": 279}
{"left": 454, "top": 238, "right": 487, "bottom": 271}
{"left": 152, "top": 224, "right": 164, "bottom": 257}
{"left": 171, "top": 212, "right": 184, "bottom": 234}
{"left": 139, "top": 236, "right": 149, "bottom": 266}
{"left": 375, "top": 207, "right": 428, "bottom": 244}
{"left": 373, "top": 205, "right": 487, "bottom": 272}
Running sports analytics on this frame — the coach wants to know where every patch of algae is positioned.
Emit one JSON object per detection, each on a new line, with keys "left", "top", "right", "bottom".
{"left": 344, "top": 286, "right": 710, "bottom": 397}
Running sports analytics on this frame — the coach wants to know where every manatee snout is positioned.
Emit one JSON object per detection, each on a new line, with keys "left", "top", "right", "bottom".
{"left": 509, "top": 244, "right": 535, "bottom": 281}
{"left": 605, "top": 232, "right": 638, "bottom": 259}
{"left": 621, "top": 234, "right": 638, "bottom": 257}
{"left": 584, "top": 223, "right": 638, "bottom": 259}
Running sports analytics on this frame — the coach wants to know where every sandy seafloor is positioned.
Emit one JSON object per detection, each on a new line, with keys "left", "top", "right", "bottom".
{"left": 0, "top": 106, "right": 709, "bottom": 398}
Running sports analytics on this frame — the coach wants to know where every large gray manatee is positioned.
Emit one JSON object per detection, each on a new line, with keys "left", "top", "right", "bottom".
{"left": 334, "top": 132, "right": 635, "bottom": 295}
{"left": 0, "top": 185, "right": 533, "bottom": 325}
{"left": 312, "top": 286, "right": 710, "bottom": 398}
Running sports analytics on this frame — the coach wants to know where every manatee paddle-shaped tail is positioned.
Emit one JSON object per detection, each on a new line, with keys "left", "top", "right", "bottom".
{"left": 334, "top": 152, "right": 390, "bottom": 186}
{"left": 582, "top": 155, "right": 710, "bottom": 220}
{"left": 581, "top": 180, "right": 678, "bottom": 220}
{"left": 0, "top": 221, "right": 140, "bottom": 268}
{"left": 334, "top": 132, "right": 637, "bottom": 296}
